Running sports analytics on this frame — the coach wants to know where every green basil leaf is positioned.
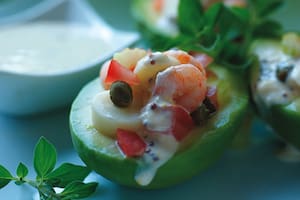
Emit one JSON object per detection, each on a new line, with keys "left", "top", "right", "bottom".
{"left": 45, "top": 163, "right": 91, "bottom": 188}
{"left": 0, "top": 165, "right": 13, "bottom": 188}
{"left": 253, "top": 19, "right": 282, "bottom": 38}
{"left": 16, "top": 162, "right": 28, "bottom": 179}
{"left": 203, "top": 3, "right": 222, "bottom": 29}
{"left": 180, "top": 28, "right": 221, "bottom": 56}
{"left": 250, "top": 0, "right": 283, "bottom": 17}
{"left": 227, "top": 6, "right": 250, "bottom": 23}
{"left": 215, "top": 6, "right": 249, "bottom": 39}
{"left": 34, "top": 137, "right": 57, "bottom": 179}
{"left": 178, "top": 0, "right": 204, "bottom": 35}
{"left": 60, "top": 181, "right": 98, "bottom": 200}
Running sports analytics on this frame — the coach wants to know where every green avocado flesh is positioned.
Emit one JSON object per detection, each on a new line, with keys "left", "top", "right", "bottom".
{"left": 250, "top": 40, "right": 300, "bottom": 149}
{"left": 70, "top": 64, "right": 248, "bottom": 189}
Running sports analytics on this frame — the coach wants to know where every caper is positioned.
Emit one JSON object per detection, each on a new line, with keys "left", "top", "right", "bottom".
{"left": 203, "top": 97, "right": 217, "bottom": 114}
{"left": 190, "top": 97, "right": 216, "bottom": 125}
{"left": 110, "top": 81, "right": 133, "bottom": 107}
{"left": 276, "top": 62, "right": 294, "bottom": 82}
{"left": 190, "top": 104, "right": 210, "bottom": 125}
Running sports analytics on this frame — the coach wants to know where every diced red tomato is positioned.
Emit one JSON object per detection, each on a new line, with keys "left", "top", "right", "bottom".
{"left": 206, "top": 85, "right": 218, "bottom": 109}
{"left": 116, "top": 128, "right": 146, "bottom": 157}
{"left": 101, "top": 59, "right": 140, "bottom": 88}
{"left": 165, "top": 105, "right": 195, "bottom": 141}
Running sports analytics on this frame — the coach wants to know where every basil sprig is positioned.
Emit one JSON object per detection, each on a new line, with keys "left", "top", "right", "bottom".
{"left": 137, "top": 0, "right": 283, "bottom": 70}
{"left": 0, "top": 137, "right": 97, "bottom": 200}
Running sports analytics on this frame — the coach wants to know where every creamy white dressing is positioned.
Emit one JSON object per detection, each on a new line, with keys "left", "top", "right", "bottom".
{"left": 0, "top": 22, "right": 111, "bottom": 74}
{"left": 254, "top": 43, "right": 289, "bottom": 63}
{"left": 135, "top": 95, "right": 182, "bottom": 185}
{"left": 254, "top": 42, "right": 300, "bottom": 106}
{"left": 135, "top": 133, "right": 178, "bottom": 186}
{"left": 257, "top": 79, "right": 293, "bottom": 105}
{"left": 141, "top": 97, "right": 173, "bottom": 132}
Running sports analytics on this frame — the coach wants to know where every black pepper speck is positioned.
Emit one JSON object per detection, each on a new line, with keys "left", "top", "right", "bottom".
{"left": 282, "top": 93, "right": 288, "bottom": 98}
{"left": 149, "top": 141, "right": 154, "bottom": 146}
{"left": 145, "top": 148, "right": 151, "bottom": 153}
{"left": 152, "top": 156, "right": 159, "bottom": 161}
{"left": 150, "top": 103, "right": 157, "bottom": 110}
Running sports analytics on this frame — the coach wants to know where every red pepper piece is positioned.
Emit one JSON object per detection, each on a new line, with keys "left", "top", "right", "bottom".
{"left": 103, "top": 59, "right": 140, "bottom": 87}
{"left": 117, "top": 128, "right": 146, "bottom": 157}
{"left": 168, "top": 105, "right": 195, "bottom": 141}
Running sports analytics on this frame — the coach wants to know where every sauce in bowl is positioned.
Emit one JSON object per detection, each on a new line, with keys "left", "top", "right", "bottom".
{"left": 0, "top": 22, "right": 112, "bottom": 74}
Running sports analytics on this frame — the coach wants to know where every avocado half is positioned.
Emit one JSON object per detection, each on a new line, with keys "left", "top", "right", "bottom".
{"left": 70, "top": 64, "right": 249, "bottom": 189}
{"left": 250, "top": 39, "right": 300, "bottom": 149}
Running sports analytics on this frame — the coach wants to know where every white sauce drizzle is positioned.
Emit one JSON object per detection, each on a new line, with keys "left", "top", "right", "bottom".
{"left": 135, "top": 133, "right": 179, "bottom": 186}
{"left": 136, "top": 96, "right": 178, "bottom": 185}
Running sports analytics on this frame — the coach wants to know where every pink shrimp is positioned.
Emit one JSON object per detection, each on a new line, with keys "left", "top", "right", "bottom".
{"left": 153, "top": 64, "right": 207, "bottom": 112}
{"left": 164, "top": 49, "right": 206, "bottom": 76}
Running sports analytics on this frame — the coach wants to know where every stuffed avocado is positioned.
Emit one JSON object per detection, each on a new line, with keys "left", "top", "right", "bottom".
{"left": 70, "top": 48, "right": 248, "bottom": 189}
{"left": 250, "top": 32, "right": 300, "bottom": 149}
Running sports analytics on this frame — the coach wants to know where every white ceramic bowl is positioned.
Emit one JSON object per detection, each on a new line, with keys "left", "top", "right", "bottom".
{"left": 0, "top": 0, "right": 138, "bottom": 115}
